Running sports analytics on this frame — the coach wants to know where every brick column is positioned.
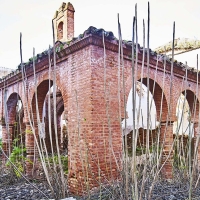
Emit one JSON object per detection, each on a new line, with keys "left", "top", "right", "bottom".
{"left": 2, "top": 123, "right": 13, "bottom": 161}
{"left": 160, "top": 121, "right": 174, "bottom": 179}
{"left": 25, "top": 123, "right": 38, "bottom": 177}
{"left": 193, "top": 122, "right": 200, "bottom": 168}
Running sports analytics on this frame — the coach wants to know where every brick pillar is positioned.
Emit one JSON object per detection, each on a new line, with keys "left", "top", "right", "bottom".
{"left": 2, "top": 123, "right": 13, "bottom": 161}
{"left": 57, "top": 116, "right": 62, "bottom": 152}
{"left": 66, "top": 3, "right": 75, "bottom": 41}
{"left": 193, "top": 122, "right": 200, "bottom": 168}
{"left": 25, "top": 123, "right": 38, "bottom": 177}
{"left": 160, "top": 121, "right": 174, "bottom": 179}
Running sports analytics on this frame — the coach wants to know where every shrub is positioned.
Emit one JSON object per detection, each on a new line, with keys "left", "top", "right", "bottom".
{"left": 45, "top": 155, "right": 68, "bottom": 174}
{"left": 6, "top": 141, "right": 26, "bottom": 177}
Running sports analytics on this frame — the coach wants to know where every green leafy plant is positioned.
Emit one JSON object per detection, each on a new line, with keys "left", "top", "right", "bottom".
{"left": 6, "top": 138, "right": 26, "bottom": 177}
{"left": 56, "top": 44, "right": 64, "bottom": 53}
{"left": 29, "top": 56, "right": 37, "bottom": 62}
{"left": 45, "top": 155, "right": 68, "bottom": 174}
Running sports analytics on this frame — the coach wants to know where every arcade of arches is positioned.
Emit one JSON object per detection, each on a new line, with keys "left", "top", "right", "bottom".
{"left": 1, "top": 2, "right": 200, "bottom": 195}
{"left": 1, "top": 33, "right": 200, "bottom": 193}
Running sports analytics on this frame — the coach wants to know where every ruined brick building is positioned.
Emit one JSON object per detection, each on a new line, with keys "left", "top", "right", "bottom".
{"left": 1, "top": 2, "right": 200, "bottom": 194}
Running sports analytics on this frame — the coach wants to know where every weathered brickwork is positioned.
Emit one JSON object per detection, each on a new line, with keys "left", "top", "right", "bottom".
{"left": 53, "top": 2, "right": 75, "bottom": 42}
{"left": 1, "top": 2, "right": 200, "bottom": 195}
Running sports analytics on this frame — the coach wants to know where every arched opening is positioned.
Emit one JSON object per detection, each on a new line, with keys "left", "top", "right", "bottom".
{"left": 5, "top": 93, "right": 25, "bottom": 168}
{"left": 123, "top": 78, "right": 168, "bottom": 159}
{"left": 141, "top": 78, "right": 168, "bottom": 122}
{"left": 6, "top": 93, "right": 25, "bottom": 147}
{"left": 57, "top": 21, "right": 64, "bottom": 40}
{"left": 43, "top": 88, "right": 66, "bottom": 154}
{"left": 173, "top": 90, "right": 199, "bottom": 169}
{"left": 30, "top": 79, "right": 68, "bottom": 174}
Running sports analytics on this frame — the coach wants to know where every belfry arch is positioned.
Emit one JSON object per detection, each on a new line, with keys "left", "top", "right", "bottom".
{"left": 57, "top": 21, "right": 64, "bottom": 40}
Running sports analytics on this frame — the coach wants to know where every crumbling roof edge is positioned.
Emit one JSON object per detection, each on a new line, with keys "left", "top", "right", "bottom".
{"left": 1, "top": 26, "right": 200, "bottom": 86}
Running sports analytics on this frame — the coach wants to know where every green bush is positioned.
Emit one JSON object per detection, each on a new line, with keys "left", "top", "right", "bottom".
{"left": 45, "top": 155, "right": 68, "bottom": 174}
{"left": 6, "top": 143, "right": 26, "bottom": 177}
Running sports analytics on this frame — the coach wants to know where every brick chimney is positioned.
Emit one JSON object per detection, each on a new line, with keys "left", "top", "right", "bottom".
{"left": 53, "top": 2, "right": 75, "bottom": 42}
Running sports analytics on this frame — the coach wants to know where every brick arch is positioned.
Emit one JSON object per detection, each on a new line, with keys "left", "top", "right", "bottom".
{"left": 173, "top": 89, "right": 198, "bottom": 168}
{"left": 6, "top": 92, "right": 23, "bottom": 124}
{"left": 28, "top": 72, "right": 67, "bottom": 119}
{"left": 55, "top": 89, "right": 65, "bottom": 151}
{"left": 125, "top": 76, "right": 169, "bottom": 122}
{"left": 44, "top": 86, "right": 66, "bottom": 153}
{"left": 140, "top": 78, "right": 168, "bottom": 122}
{"left": 45, "top": 87, "right": 65, "bottom": 123}
{"left": 30, "top": 78, "right": 66, "bottom": 149}
{"left": 53, "top": 89, "right": 65, "bottom": 127}
{"left": 177, "top": 89, "right": 200, "bottom": 122}
{"left": 31, "top": 79, "right": 53, "bottom": 122}
{"left": 29, "top": 76, "right": 67, "bottom": 123}
{"left": 57, "top": 92, "right": 64, "bottom": 117}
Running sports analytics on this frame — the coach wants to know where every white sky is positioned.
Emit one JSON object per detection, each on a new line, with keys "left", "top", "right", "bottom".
{"left": 1, "top": 0, "right": 200, "bottom": 69}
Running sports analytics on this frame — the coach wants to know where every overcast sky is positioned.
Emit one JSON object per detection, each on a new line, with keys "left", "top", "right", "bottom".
{"left": 1, "top": 0, "right": 200, "bottom": 69}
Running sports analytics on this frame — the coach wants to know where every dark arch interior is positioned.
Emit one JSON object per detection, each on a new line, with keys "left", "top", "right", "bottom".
{"left": 31, "top": 80, "right": 66, "bottom": 154}
{"left": 57, "top": 21, "right": 64, "bottom": 40}
{"left": 44, "top": 88, "right": 66, "bottom": 153}
{"left": 182, "top": 90, "right": 199, "bottom": 121}
{"left": 31, "top": 79, "right": 53, "bottom": 122}
{"left": 7, "top": 93, "right": 20, "bottom": 123}
{"left": 6, "top": 93, "right": 25, "bottom": 148}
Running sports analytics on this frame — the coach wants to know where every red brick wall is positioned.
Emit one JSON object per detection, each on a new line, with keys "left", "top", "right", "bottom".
{"left": 66, "top": 4, "right": 74, "bottom": 41}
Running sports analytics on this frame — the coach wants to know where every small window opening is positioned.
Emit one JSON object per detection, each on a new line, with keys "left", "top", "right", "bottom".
{"left": 57, "top": 22, "right": 63, "bottom": 40}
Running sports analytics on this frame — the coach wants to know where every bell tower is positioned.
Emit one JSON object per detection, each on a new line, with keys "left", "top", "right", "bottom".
{"left": 53, "top": 2, "right": 75, "bottom": 42}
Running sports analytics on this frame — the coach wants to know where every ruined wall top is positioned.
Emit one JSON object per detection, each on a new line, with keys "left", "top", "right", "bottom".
{"left": 0, "top": 25, "right": 200, "bottom": 87}
{"left": 155, "top": 38, "right": 200, "bottom": 55}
